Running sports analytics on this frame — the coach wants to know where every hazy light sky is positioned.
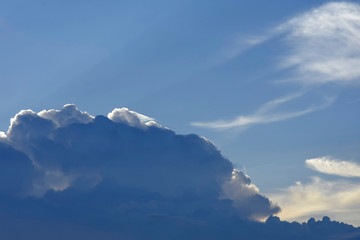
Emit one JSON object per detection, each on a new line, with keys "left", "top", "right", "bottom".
{"left": 1, "top": 0, "right": 360, "bottom": 226}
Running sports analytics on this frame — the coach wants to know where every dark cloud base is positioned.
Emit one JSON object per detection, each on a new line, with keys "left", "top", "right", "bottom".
{"left": 0, "top": 105, "right": 359, "bottom": 239}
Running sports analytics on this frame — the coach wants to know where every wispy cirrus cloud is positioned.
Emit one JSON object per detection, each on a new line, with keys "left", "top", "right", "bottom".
{"left": 193, "top": 2, "right": 360, "bottom": 130}
{"left": 277, "top": 2, "right": 360, "bottom": 84}
{"left": 223, "top": 2, "right": 360, "bottom": 85}
{"left": 306, "top": 156, "right": 360, "bottom": 178}
{"left": 191, "top": 93, "right": 334, "bottom": 129}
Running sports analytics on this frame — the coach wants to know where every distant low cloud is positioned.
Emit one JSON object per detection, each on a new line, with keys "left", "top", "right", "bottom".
{"left": 269, "top": 156, "right": 360, "bottom": 227}
{"left": 269, "top": 177, "right": 360, "bottom": 227}
{"left": 306, "top": 156, "right": 360, "bottom": 178}
{"left": 191, "top": 93, "right": 334, "bottom": 129}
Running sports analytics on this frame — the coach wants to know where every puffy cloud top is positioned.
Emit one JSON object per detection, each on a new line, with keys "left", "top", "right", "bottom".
{"left": 38, "top": 104, "right": 94, "bottom": 127}
{"left": 108, "top": 107, "right": 161, "bottom": 128}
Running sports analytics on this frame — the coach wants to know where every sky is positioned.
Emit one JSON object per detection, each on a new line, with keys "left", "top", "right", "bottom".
{"left": 0, "top": 0, "right": 360, "bottom": 237}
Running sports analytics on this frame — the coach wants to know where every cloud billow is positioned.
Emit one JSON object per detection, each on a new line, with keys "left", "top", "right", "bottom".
{"left": 0, "top": 104, "right": 359, "bottom": 239}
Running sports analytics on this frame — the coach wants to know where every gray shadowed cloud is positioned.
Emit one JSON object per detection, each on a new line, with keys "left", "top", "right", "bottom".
{"left": 0, "top": 104, "right": 359, "bottom": 239}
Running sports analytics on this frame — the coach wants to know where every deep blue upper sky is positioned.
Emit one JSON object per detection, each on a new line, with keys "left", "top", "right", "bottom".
{"left": 1, "top": 0, "right": 360, "bottom": 226}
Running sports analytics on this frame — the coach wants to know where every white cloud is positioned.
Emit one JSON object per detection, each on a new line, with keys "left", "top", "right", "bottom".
{"left": 306, "top": 156, "right": 360, "bottom": 177}
{"left": 107, "top": 107, "right": 161, "bottom": 129}
{"left": 221, "top": 169, "right": 280, "bottom": 220}
{"left": 193, "top": 2, "right": 360, "bottom": 130}
{"left": 212, "top": 34, "right": 269, "bottom": 65}
{"left": 269, "top": 177, "right": 360, "bottom": 227}
{"left": 0, "top": 131, "right": 6, "bottom": 139}
{"left": 38, "top": 104, "right": 94, "bottom": 127}
{"left": 276, "top": 2, "right": 360, "bottom": 84}
{"left": 224, "top": 2, "right": 360, "bottom": 84}
{"left": 191, "top": 93, "right": 334, "bottom": 129}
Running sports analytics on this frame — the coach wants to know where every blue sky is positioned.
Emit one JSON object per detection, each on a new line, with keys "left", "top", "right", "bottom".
{"left": 1, "top": 0, "right": 360, "bottom": 228}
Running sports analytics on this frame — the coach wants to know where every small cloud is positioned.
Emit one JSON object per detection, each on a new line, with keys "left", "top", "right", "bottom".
{"left": 306, "top": 156, "right": 360, "bottom": 178}
{"left": 212, "top": 34, "right": 269, "bottom": 65}
{"left": 0, "top": 131, "right": 6, "bottom": 139}
{"left": 107, "top": 107, "right": 161, "bottom": 129}
{"left": 191, "top": 93, "right": 334, "bottom": 130}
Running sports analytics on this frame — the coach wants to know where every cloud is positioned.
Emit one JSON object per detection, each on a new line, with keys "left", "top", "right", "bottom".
{"left": 193, "top": 2, "right": 360, "bottom": 131}
{"left": 269, "top": 177, "right": 360, "bottom": 227}
{"left": 0, "top": 142, "right": 35, "bottom": 197}
{"left": 306, "top": 156, "right": 360, "bottom": 177}
{"left": 0, "top": 105, "right": 359, "bottom": 239}
{"left": 108, "top": 107, "right": 161, "bottom": 128}
{"left": 0, "top": 105, "right": 278, "bottom": 217}
{"left": 38, "top": 104, "right": 94, "bottom": 127}
{"left": 191, "top": 93, "right": 334, "bottom": 129}
{"left": 222, "top": 2, "right": 360, "bottom": 85}
{"left": 211, "top": 34, "right": 270, "bottom": 65}
{"left": 276, "top": 2, "right": 360, "bottom": 84}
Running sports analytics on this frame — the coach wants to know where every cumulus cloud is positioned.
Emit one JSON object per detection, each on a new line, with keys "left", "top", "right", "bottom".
{"left": 0, "top": 131, "right": 5, "bottom": 139}
{"left": 108, "top": 107, "right": 161, "bottom": 128}
{"left": 222, "top": 169, "right": 280, "bottom": 220}
{"left": 191, "top": 93, "right": 334, "bottom": 129}
{"left": 306, "top": 156, "right": 360, "bottom": 177}
{"left": 38, "top": 104, "right": 94, "bottom": 127}
{"left": 0, "top": 142, "right": 35, "bottom": 197}
{"left": 0, "top": 105, "right": 359, "bottom": 239}
{"left": 0, "top": 105, "right": 279, "bottom": 225}
{"left": 269, "top": 177, "right": 360, "bottom": 227}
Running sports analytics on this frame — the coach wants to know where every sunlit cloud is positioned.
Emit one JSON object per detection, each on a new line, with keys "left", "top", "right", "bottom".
{"left": 306, "top": 156, "right": 360, "bottom": 178}
{"left": 269, "top": 177, "right": 360, "bottom": 227}
{"left": 107, "top": 107, "right": 161, "bottom": 129}
{"left": 194, "top": 2, "right": 360, "bottom": 130}
{"left": 221, "top": 2, "right": 360, "bottom": 84}
{"left": 277, "top": 2, "right": 360, "bottom": 84}
{"left": 191, "top": 93, "right": 334, "bottom": 129}
{"left": 0, "top": 131, "right": 6, "bottom": 139}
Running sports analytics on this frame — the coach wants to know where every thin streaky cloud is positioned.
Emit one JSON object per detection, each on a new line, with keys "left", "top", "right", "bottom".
{"left": 217, "top": 2, "right": 360, "bottom": 84}
{"left": 191, "top": 95, "right": 334, "bottom": 130}
{"left": 211, "top": 34, "right": 269, "bottom": 65}
{"left": 194, "top": 2, "right": 360, "bottom": 131}
{"left": 306, "top": 156, "right": 360, "bottom": 178}
{"left": 256, "top": 91, "right": 305, "bottom": 114}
